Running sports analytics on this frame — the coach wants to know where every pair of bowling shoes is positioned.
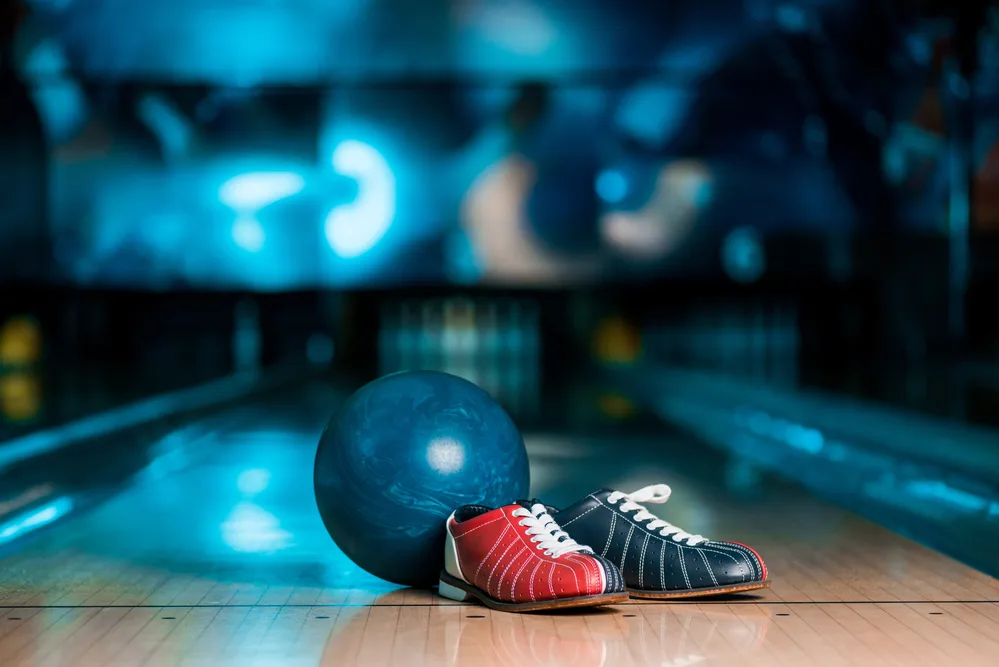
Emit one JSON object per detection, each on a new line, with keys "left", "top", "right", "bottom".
{"left": 438, "top": 484, "right": 768, "bottom": 612}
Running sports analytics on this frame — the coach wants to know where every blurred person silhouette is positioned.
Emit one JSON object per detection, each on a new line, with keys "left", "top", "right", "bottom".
{"left": 457, "top": 1, "right": 920, "bottom": 282}
{"left": 456, "top": 82, "right": 606, "bottom": 284}
{"left": 604, "top": 1, "right": 913, "bottom": 269}
{"left": 626, "top": 0, "right": 986, "bottom": 353}
{"left": 454, "top": 1, "right": 678, "bottom": 284}
{"left": 0, "top": 0, "right": 48, "bottom": 284}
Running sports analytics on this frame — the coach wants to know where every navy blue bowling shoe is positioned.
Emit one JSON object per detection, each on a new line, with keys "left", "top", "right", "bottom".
{"left": 551, "top": 485, "right": 769, "bottom": 599}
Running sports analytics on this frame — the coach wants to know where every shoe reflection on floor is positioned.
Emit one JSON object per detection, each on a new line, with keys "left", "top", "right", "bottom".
{"left": 313, "top": 602, "right": 769, "bottom": 667}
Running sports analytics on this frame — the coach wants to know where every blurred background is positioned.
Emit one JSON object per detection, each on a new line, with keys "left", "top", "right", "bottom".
{"left": 3, "top": 0, "right": 999, "bottom": 581}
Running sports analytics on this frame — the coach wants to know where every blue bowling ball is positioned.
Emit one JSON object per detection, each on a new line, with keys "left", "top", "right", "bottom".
{"left": 314, "top": 370, "right": 530, "bottom": 587}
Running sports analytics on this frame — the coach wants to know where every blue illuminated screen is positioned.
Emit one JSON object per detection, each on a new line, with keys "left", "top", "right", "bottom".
{"left": 2, "top": 0, "right": 975, "bottom": 288}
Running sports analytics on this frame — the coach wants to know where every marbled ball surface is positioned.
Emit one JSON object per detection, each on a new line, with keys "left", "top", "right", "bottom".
{"left": 314, "top": 370, "right": 530, "bottom": 587}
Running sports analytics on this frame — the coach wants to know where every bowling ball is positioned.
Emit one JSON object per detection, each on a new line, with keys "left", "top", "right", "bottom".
{"left": 314, "top": 370, "right": 530, "bottom": 587}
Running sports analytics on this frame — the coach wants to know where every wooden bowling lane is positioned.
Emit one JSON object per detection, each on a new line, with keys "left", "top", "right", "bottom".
{"left": 0, "top": 383, "right": 997, "bottom": 665}
{"left": 2, "top": 601, "right": 999, "bottom": 667}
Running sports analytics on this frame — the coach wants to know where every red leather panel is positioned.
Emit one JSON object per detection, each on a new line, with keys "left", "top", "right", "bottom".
{"left": 449, "top": 505, "right": 604, "bottom": 603}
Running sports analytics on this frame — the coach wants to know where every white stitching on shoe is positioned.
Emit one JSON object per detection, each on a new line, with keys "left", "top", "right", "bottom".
{"left": 521, "top": 552, "right": 586, "bottom": 597}
{"left": 527, "top": 560, "right": 543, "bottom": 602}
{"left": 678, "top": 544, "right": 691, "bottom": 589}
{"left": 487, "top": 539, "right": 518, "bottom": 595}
{"left": 564, "top": 554, "right": 588, "bottom": 592}
{"left": 602, "top": 513, "right": 617, "bottom": 558}
{"left": 606, "top": 486, "right": 706, "bottom": 544}
{"left": 638, "top": 534, "right": 650, "bottom": 589}
{"left": 453, "top": 514, "right": 505, "bottom": 538}
{"left": 711, "top": 542, "right": 759, "bottom": 579}
{"left": 595, "top": 495, "right": 746, "bottom": 590}
{"left": 659, "top": 540, "right": 667, "bottom": 590}
{"left": 593, "top": 495, "right": 701, "bottom": 548}
{"left": 591, "top": 556, "right": 607, "bottom": 594}
{"left": 499, "top": 546, "right": 527, "bottom": 599}
{"left": 510, "top": 556, "right": 532, "bottom": 601}
{"left": 620, "top": 525, "right": 635, "bottom": 570}
{"left": 698, "top": 545, "right": 748, "bottom": 581}
{"left": 566, "top": 553, "right": 601, "bottom": 594}
{"left": 474, "top": 524, "right": 511, "bottom": 584}
{"left": 556, "top": 560, "right": 581, "bottom": 595}
{"left": 594, "top": 496, "right": 674, "bottom": 547}
{"left": 699, "top": 549, "right": 719, "bottom": 587}
{"left": 558, "top": 504, "right": 600, "bottom": 526}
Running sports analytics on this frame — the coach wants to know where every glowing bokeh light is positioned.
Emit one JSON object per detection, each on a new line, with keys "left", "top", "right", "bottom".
{"left": 219, "top": 172, "right": 305, "bottom": 212}
{"left": 231, "top": 216, "right": 265, "bottom": 253}
{"left": 599, "top": 160, "right": 711, "bottom": 260}
{"left": 597, "top": 393, "right": 637, "bottom": 420}
{"left": 595, "top": 169, "right": 628, "bottom": 204}
{"left": 0, "top": 317, "right": 42, "bottom": 367}
{"left": 722, "top": 226, "right": 766, "bottom": 283}
{"left": 0, "top": 371, "right": 42, "bottom": 422}
{"left": 221, "top": 502, "right": 292, "bottom": 553}
{"left": 22, "top": 39, "right": 89, "bottom": 144}
{"left": 237, "top": 468, "right": 272, "bottom": 496}
{"left": 324, "top": 140, "right": 396, "bottom": 258}
{"left": 0, "top": 497, "right": 73, "bottom": 545}
{"left": 593, "top": 316, "right": 642, "bottom": 365}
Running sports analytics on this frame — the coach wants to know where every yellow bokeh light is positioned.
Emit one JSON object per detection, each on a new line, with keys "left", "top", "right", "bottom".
{"left": 0, "top": 371, "right": 42, "bottom": 422}
{"left": 593, "top": 315, "right": 642, "bottom": 365}
{"left": 597, "top": 393, "right": 637, "bottom": 420}
{"left": 0, "top": 316, "right": 42, "bottom": 367}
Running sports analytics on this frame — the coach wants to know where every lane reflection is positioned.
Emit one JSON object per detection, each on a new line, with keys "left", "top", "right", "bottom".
{"left": 317, "top": 603, "right": 770, "bottom": 667}
{"left": 0, "top": 395, "right": 780, "bottom": 602}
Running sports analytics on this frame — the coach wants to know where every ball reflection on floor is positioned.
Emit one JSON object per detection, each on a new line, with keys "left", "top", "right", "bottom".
{"left": 221, "top": 501, "right": 293, "bottom": 554}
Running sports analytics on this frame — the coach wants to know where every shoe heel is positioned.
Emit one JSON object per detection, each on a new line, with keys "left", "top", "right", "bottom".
{"left": 438, "top": 578, "right": 474, "bottom": 602}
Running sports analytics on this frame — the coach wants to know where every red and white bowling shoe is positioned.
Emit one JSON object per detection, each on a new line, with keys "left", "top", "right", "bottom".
{"left": 438, "top": 500, "right": 628, "bottom": 611}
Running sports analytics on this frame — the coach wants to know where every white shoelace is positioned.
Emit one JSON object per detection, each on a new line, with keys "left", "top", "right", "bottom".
{"left": 607, "top": 484, "right": 707, "bottom": 545}
{"left": 511, "top": 504, "right": 592, "bottom": 559}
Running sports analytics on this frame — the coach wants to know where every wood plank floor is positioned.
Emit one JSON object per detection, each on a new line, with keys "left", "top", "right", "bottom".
{"left": 0, "top": 386, "right": 996, "bottom": 666}
{"left": 4, "top": 601, "right": 999, "bottom": 667}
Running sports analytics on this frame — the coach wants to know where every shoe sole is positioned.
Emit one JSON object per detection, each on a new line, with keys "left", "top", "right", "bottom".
{"left": 438, "top": 571, "right": 628, "bottom": 612}
{"left": 627, "top": 579, "right": 770, "bottom": 600}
